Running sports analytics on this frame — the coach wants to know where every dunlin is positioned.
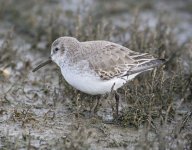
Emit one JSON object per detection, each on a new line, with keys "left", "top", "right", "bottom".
{"left": 33, "top": 37, "right": 165, "bottom": 115}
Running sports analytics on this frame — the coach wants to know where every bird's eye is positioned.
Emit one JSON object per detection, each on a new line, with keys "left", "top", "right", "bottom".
{"left": 55, "top": 47, "right": 59, "bottom": 52}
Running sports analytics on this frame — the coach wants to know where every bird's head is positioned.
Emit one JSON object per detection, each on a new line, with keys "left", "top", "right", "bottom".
{"left": 32, "top": 36, "right": 79, "bottom": 72}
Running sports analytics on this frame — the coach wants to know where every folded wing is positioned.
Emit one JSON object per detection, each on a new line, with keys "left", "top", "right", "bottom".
{"left": 81, "top": 41, "right": 165, "bottom": 80}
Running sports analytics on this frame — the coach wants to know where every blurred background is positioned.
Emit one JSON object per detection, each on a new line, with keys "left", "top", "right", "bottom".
{"left": 1, "top": 0, "right": 192, "bottom": 44}
{"left": 0, "top": 0, "right": 192, "bottom": 149}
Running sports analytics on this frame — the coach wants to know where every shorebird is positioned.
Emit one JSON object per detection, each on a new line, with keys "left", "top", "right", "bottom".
{"left": 33, "top": 37, "right": 165, "bottom": 116}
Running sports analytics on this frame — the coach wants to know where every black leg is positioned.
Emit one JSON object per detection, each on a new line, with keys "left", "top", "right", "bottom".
{"left": 115, "top": 92, "right": 120, "bottom": 117}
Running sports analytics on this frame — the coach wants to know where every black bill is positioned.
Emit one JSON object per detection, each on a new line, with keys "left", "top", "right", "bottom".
{"left": 32, "top": 59, "right": 52, "bottom": 72}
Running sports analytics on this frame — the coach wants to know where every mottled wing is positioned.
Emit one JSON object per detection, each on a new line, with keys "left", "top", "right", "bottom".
{"left": 82, "top": 41, "right": 164, "bottom": 80}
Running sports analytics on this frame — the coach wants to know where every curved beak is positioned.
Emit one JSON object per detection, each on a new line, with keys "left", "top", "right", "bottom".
{"left": 32, "top": 57, "right": 52, "bottom": 72}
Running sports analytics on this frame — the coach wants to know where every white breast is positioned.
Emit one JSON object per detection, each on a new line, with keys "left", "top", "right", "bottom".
{"left": 60, "top": 62, "right": 138, "bottom": 95}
